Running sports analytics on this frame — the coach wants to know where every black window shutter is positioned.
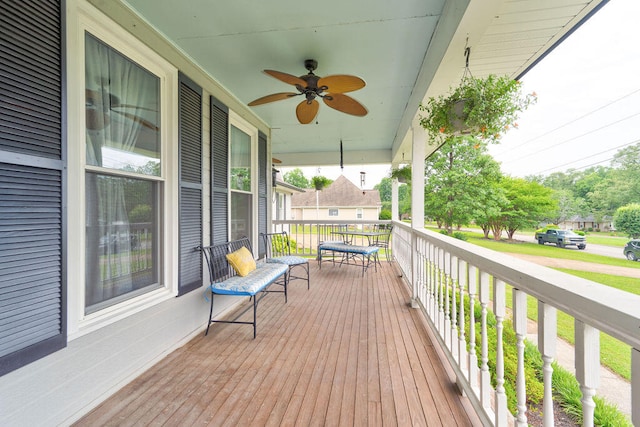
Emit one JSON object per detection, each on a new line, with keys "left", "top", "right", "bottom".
{"left": 257, "top": 131, "right": 268, "bottom": 258}
{"left": 210, "top": 96, "right": 229, "bottom": 245}
{"left": 177, "top": 73, "right": 202, "bottom": 296}
{"left": 0, "top": 0, "right": 66, "bottom": 376}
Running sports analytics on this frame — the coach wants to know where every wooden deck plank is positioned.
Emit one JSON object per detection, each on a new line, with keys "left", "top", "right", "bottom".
{"left": 262, "top": 274, "right": 344, "bottom": 426}
{"left": 74, "top": 261, "right": 481, "bottom": 427}
{"left": 279, "top": 267, "right": 351, "bottom": 426}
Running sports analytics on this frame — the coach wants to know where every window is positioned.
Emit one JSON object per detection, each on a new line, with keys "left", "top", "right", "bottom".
{"left": 84, "top": 33, "right": 163, "bottom": 313}
{"left": 328, "top": 208, "right": 339, "bottom": 217}
{"left": 356, "top": 208, "right": 363, "bottom": 219}
{"left": 277, "top": 193, "right": 285, "bottom": 220}
{"left": 230, "top": 123, "right": 254, "bottom": 241}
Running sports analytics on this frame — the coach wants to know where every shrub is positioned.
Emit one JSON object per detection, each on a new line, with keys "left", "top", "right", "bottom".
{"left": 452, "top": 231, "right": 468, "bottom": 241}
{"left": 379, "top": 209, "right": 391, "bottom": 220}
{"left": 270, "top": 234, "right": 297, "bottom": 253}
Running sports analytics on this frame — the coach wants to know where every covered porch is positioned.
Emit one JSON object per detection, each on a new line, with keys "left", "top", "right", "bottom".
{"left": 75, "top": 260, "right": 480, "bottom": 426}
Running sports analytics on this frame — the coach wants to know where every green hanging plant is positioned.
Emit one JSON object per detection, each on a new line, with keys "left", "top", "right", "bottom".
{"left": 311, "top": 175, "right": 332, "bottom": 190}
{"left": 390, "top": 165, "right": 411, "bottom": 183}
{"left": 419, "top": 74, "right": 536, "bottom": 144}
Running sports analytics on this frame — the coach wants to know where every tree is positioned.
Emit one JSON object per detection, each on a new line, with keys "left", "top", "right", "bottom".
{"left": 424, "top": 137, "right": 502, "bottom": 234}
{"left": 614, "top": 203, "right": 640, "bottom": 238}
{"left": 498, "top": 177, "right": 557, "bottom": 240}
{"left": 283, "top": 168, "right": 310, "bottom": 188}
{"left": 374, "top": 176, "right": 411, "bottom": 218}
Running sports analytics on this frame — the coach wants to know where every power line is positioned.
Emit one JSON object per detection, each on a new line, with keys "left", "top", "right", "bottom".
{"left": 505, "top": 111, "right": 640, "bottom": 164}
{"left": 530, "top": 138, "right": 640, "bottom": 175}
{"left": 499, "top": 87, "right": 640, "bottom": 156}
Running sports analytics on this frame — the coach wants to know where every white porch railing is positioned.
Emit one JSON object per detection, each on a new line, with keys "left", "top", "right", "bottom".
{"left": 273, "top": 219, "right": 640, "bottom": 426}
{"left": 391, "top": 221, "right": 639, "bottom": 427}
{"left": 271, "top": 220, "right": 392, "bottom": 256}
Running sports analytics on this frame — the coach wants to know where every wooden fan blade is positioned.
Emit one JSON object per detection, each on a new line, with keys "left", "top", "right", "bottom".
{"left": 248, "top": 92, "right": 299, "bottom": 106}
{"left": 296, "top": 99, "right": 319, "bottom": 124}
{"left": 263, "top": 70, "right": 307, "bottom": 87}
{"left": 111, "top": 110, "right": 159, "bottom": 131}
{"left": 323, "top": 93, "right": 368, "bottom": 116}
{"left": 317, "top": 75, "right": 365, "bottom": 93}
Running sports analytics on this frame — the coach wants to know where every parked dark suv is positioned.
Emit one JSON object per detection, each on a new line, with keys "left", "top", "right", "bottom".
{"left": 623, "top": 239, "right": 640, "bottom": 261}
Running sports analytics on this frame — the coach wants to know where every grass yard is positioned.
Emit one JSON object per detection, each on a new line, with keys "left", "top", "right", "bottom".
{"left": 466, "top": 234, "right": 640, "bottom": 269}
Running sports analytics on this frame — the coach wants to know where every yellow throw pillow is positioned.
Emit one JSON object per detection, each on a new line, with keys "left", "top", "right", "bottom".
{"left": 226, "top": 246, "right": 256, "bottom": 277}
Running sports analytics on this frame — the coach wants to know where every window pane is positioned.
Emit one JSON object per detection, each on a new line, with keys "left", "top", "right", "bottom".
{"left": 85, "top": 173, "right": 161, "bottom": 313}
{"left": 85, "top": 33, "right": 161, "bottom": 176}
{"left": 230, "top": 125, "right": 251, "bottom": 191}
{"left": 231, "top": 192, "right": 252, "bottom": 241}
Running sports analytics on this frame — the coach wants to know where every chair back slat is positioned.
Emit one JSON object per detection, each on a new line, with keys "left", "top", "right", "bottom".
{"left": 261, "top": 232, "right": 292, "bottom": 258}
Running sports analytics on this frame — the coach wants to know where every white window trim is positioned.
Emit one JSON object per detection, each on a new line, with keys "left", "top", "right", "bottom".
{"left": 229, "top": 111, "right": 258, "bottom": 248}
{"left": 67, "top": 6, "right": 179, "bottom": 339}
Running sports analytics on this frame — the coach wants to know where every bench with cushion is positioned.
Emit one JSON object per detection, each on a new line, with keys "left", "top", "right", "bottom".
{"left": 200, "top": 237, "right": 288, "bottom": 338}
{"left": 261, "top": 231, "right": 310, "bottom": 290}
{"left": 317, "top": 242, "right": 379, "bottom": 275}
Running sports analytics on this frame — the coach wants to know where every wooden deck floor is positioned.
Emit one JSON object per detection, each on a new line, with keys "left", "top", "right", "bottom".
{"left": 75, "top": 261, "right": 481, "bottom": 426}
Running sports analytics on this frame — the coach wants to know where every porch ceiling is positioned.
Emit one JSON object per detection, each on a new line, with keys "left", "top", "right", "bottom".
{"left": 118, "top": 0, "right": 606, "bottom": 167}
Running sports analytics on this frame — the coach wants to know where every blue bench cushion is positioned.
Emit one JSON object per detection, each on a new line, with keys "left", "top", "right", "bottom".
{"left": 210, "top": 262, "right": 288, "bottom": 296}
{"left": 267, "top": 255, "right": 308, "bottom": 266}
{"left": 319, "top": 242, "right": 379, "bottom": 255}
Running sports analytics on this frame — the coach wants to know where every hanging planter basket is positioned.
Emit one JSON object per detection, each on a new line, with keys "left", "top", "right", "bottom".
{"left": 447, "top": 98, "right": 475, "bottom": 134}
{"left": 390, "top": 165, "right": 411, "bottom": 183}
{"left": 311, "top": 175, "right": 331, "bottom": 190}
{"left": 419, "top": 47, "right": 536, "bottom": 144}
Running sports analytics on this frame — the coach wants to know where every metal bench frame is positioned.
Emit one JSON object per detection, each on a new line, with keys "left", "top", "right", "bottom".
{"left": 200, "top": 237, "right": 287, "bottom": 338}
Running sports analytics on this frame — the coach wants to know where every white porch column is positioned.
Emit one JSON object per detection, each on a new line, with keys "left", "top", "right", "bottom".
{"left": 410, "top": 118, "right": 426, "bottom": 307}
{"left": 411, "top": 118, "right": 425, "bottom": 229}
{"left": 391, "top": 178, "right": 399, "bottom": 221}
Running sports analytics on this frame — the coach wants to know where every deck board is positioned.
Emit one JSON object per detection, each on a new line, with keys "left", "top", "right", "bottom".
{"left": 74, "top": 261, "right": 481, "bottom": 426}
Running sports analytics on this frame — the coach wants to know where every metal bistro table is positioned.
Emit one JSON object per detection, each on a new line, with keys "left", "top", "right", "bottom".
{"left": 330, "top": 230, "right": 387, "bottom": 246}
{"left": 328, "top": 230, "right": 388, "bottom": 268}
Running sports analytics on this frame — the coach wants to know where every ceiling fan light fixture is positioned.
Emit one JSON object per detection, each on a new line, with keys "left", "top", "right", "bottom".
{"left": 248, "top": 59, "right": 367, "bottom": 124}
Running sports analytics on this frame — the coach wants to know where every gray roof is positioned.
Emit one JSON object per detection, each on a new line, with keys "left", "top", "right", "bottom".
{"left": 291, "top": 175, "right": 381, "bottom": 208}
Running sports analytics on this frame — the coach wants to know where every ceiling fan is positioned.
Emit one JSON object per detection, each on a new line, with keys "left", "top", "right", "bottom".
{"left": 248, "top": 59, "right": 368, "bottom": 124}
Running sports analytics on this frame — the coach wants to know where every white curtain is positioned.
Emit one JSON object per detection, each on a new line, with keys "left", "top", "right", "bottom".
{"left": 85, "top": 34, "right": 157, "bottom": 308}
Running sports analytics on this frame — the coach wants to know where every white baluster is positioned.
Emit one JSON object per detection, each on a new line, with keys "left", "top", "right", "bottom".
{"left": 438, "top": 247, "right": 445, "bottom": 334}
{"left": 575, "top": 320, "right": 600, "bottom": 427}
{"left": 445, "top": 252, "right": 453, "bottom": 350}
{"left": 468, "top": 265, "right": 478, "bottom": 391}
{"left": 479, "top": 271, "right": 491, "bottom": 408}
{"left": 513, "top": 289, "right": 527, "bottom": 426}
{"left": 458, "top": 259, "right": 468, "bottom": 376}
{"left": 632, "top": 348, "right": 640, "bottom": 426}
{"left": 450, "top": 254, "right": 458, "bottom": 361}
{"left": 430, "top": 243, "right": 437, "bottom": 316}
{"left": 494, "top": 278, "right": 508, "bottom": 426}
{"left": 538, "top": 302, "right": 557, "bottom": 427}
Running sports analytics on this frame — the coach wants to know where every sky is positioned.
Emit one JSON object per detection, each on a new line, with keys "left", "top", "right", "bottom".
{"left": 490, "top": 0, "right": 640, "bottom": 177}
{"left": 281, "top": 0, "right": 640, "bottom": 187}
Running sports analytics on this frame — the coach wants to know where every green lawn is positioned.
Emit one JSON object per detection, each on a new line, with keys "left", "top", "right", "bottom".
{"left": 581, "top": 234, "right": 629, "bottom": 247}
{"left": 466, "top": 235, "right": 640, "bottom": 269}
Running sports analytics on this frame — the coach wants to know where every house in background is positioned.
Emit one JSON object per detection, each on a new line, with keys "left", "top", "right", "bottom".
{"left": 272, "top": 170, "right": 305, "bottom": 221}
{"left": 558, "top": 215, "right": 616, "bottom": 231}
{"left": 291, "top": 175, "right": 381, "bottom": 221}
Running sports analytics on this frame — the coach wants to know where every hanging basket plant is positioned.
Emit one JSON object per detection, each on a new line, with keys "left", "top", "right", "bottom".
{"left": 390, "top": 165, "right": 411, "bottom": 183}
{"left": 311, "top": 175, "right": 332, "bottom": 190}
{"left": 419, "top": 73, "right": 536, "bottom": 144}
